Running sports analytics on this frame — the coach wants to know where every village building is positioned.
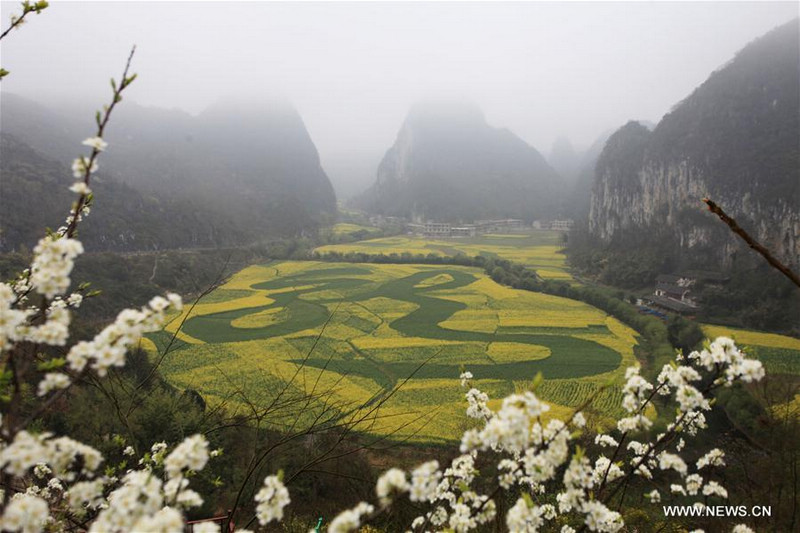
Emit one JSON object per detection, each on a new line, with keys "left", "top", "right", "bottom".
{"left": 474, "top": 219, "right": 525, "bottom": 233}
{"left": 549, "top": 219, "right": 575, "bottom": 231}
{"left": 450, "top": 225, "right": 478, "bottom": 237}
{"left": 644, "top": 271, "right": 730, "bottom": 315}
{"left": 423, "top": 222, "right": 452, "bottom": 237}
{"left": 410, "top": 218, "right": 525, "bottom": 238}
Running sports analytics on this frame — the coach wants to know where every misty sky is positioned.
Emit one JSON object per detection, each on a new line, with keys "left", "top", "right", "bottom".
{"left": 1, "top": 1, "right": 797, "bottom": 194}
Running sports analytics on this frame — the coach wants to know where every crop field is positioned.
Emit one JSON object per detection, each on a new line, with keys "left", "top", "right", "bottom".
{"left": 701, "top": 325, "right": 800, "bottom": 418}
{"left": 148, "top": 261, "right": 637, "bottom": 442}
{"left": 701, "top": 324, "right": 800, "bottom": 376}
{"left": 314, "top": 230, "right": 574, "bottom": 281}
{"left": 331, "top": 223, "right": 381, "bottom": 236}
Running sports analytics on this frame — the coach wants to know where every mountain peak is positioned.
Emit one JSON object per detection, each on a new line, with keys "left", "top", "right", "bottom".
{"left": 358, "top": 103, "right": 562, "bottom": 221}
{"left": 405, "top": 100, "right": 486, "bottom": 128}
{"left": 589, "top": 17, "right": 799, "bottom": 267}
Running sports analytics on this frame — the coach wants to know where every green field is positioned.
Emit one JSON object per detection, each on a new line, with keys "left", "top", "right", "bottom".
{"left": 147, "top": 261, "right": 637, "bottom": 442}
{"left": 330, "top": 222, "right": 381, "bottom": 236}
{"left": 315, "top": 230, "right": 574, "bottom": 281}
{"left": 701, "top": 324, "right": 800, "bottom": 376}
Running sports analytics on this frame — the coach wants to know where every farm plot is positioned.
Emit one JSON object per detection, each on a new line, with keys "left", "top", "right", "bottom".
{"left": 331, "top": 223, "right": 381, "bottom": 236}
{"left": 315, "top": 230, "right": 574, "bottom": 281}
{"left": 701, "top": 324, "right": 800, "bottom": 376}
{"left": 149, "top": 261, "right": 637, "bottom": 442}
{"left": 701, "top": 324, "right": 800, "bottom": 418}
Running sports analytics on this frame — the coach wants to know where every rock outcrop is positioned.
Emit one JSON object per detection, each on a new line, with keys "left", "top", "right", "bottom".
{"left": 589, "top": 19, "right": 800, "bottom": 268}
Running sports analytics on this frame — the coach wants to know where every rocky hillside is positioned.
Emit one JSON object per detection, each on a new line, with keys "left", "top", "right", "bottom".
{"left": 358, "top": 101, "right": 562, "bottom": 221}
{"left": 0, "top": 133, "right": 267, "bottom": 252}
{"left": 589, "top": 19, "right": 799, "bottom": 269}
{"left": 1, "top": 95, "right": 337, "bottom": 250}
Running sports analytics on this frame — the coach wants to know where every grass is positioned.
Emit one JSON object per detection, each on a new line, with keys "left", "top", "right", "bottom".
{"left": 148, "top": 261, "right": 639, "bottom": 442}
{"left": 314, "top": 230, "right": 574, "bottom": 281}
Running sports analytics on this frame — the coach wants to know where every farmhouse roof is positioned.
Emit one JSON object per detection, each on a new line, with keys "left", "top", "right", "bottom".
{"left": 649, "top": 295, "right": 697, "bottom": 313}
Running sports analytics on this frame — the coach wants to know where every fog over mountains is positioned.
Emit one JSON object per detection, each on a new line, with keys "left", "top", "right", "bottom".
{"left": 1, "top": 4, "right": 797, "bottom": 273}
{"left": 356, "top": 101, "right": 562, "bottom": 221}
{"left": 589, "top": 19, "right": 800, "bottom": 268}
{"left": 1, "top": 95, "right": 336, "bottom": 251}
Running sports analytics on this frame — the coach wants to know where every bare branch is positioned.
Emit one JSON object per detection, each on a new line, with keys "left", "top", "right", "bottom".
{"left": 703, "top": 197, "right": 800, "bottom": 288}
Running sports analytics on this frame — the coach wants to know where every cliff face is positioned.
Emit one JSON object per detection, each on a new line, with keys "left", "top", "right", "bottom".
{"left": 589, "top": 19, "right": 800, "bottom": 268}
{"left": 360, "top": 101, "right": 562, "bottom": 221}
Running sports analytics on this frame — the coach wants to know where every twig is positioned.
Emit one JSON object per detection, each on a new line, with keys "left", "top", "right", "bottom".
{"left": 703, "top": 198, "right": 800, "bottom": 288}
{"left": 0, "top": 1, "right": 48, "bottom": 43}
{"left": 65, "top": 46, "right": 137, "bottom": 239}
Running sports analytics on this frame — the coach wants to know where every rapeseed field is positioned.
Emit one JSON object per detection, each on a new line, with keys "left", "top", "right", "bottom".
{"left": 148, "top": 261, "right": 637, "bottom": 441}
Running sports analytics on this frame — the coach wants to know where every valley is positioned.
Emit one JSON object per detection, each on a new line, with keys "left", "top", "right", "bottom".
{"left": 316, "top": 230, "right": 574, "bottom": 281}
{"left": 2, "top": 6, "right": 798, "bottom": 529}
{"left": 144, "top": 257, "right": 637, "bottom": 442}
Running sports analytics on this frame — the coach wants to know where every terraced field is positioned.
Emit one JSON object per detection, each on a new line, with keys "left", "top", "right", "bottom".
{"left": 315, "top": 231, "right": 573, "bottom": 281}
{"left": 148, "top": 261, "right": 637, "bottom": 442}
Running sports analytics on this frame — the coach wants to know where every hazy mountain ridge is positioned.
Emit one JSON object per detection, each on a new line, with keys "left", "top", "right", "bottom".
{"left": 557, "top": 130, "right": 614, "bottom": 220}
{"left": 1, "top": 95, "right": 337, "bottom": 250}
{"left": 358, "top": 102, "right": 563, "bottom": 221}
{"left": 548, "top": 137, "right": 582, "bottom": 186}
{"left": 0, "top": 132, "right": 286, "bottom": 252}
{"left": 589, "top": 19, "right": 800, "bottom": 268}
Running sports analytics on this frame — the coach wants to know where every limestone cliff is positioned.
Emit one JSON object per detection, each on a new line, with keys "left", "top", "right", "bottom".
{"left": 589, "top": 20, "right": 799, "bottom": 268}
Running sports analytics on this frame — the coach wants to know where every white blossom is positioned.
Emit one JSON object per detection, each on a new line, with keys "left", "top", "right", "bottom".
{"left": 658, "top": 452, "right": 688, "bottom": 477}
{"left": 37, "top": 372, "right": 71, "bottom": 396}
{"left": 82, "top": 136, "right": 108, "bottom": 151}
{"left": 376, "top": 468, "right": 408, "bottom": 505}
{"left": 409, "top": 461, "right": 441, "bottom": 502}
{"left": 65, "top": 479, "right": 105, "bottom": 513}
{"left": 448, "top": 502, "right": 476, "bottom": 532}
{"left": 30, "top": 237, "right": 83, "bottom": 299}
{"left": 506, "top": 498, "right": 546, "bottom": 532}
{"left": 582, "top": 500, "right": 623, "bottom": 532}
{"left": 465, "top": 387, "right": 491, "bottom": 419}
{"left": 164, "top": 434, "right": 209, "bottom": 478}
{"left": 702, "top": 481, "right": 728, "bottom": 499}
{"left": 71, "top": 156, "right": 98, "bottom": 178}
{"left": 193, "top": 523, "right": 220, "bottom": 533}
{"left": 594, "top": 434, "right": 618, "bottom": 448}
{"left": 328, "top": 502, "right": 374, "bottom": 533}
{"left": 69, "top": 182, "right": 92, "bottom": 195}
{"left": 697, "top": 448, "right": 725, "bottom": 470}
{"left": 254, "top": 475, "right": 290, "bottom": 525}
{"left": 1, "top": 493, "right": 49, "bottom": 533}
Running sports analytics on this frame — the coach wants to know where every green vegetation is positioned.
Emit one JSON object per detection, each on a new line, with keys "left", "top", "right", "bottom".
{"left": 149, "top": 261, "right": 639, "bottom": 441}
{"left": 701, "top": 324, "right": 800, "bottom": 376}
{"left": 331, "top": 222, "right": 382, "bottom": 237}
{"left": 315, "top": 230, "right": 574, "bottom": 281}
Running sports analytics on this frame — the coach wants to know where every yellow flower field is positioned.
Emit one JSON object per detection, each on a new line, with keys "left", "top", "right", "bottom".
{"left": 701, "top": 324, "right": 800, "bottom": 351}
{"left": 315, "top": 230, "right": 575, "bottom": 281}
{"left": 146, "top": 261, "right": 638, "bottom": 442}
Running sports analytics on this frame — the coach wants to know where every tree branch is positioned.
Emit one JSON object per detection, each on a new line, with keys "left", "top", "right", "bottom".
{"left": 703, "top": 197, "right": 800, "bottom": 288}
